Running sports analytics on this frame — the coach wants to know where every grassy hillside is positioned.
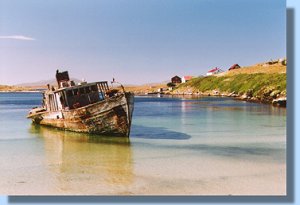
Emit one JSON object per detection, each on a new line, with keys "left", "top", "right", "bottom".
{"left": 177, "top": 73, "right": 286, "bottom": 97}
{"left": 175, "top": 60, "right": 286, "bottom": 103}
{"left": 217, "top": 63, "right": 286, "bottom": 76}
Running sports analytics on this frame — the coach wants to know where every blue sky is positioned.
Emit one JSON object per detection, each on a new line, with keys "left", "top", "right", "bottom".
{"left": 0, "top": 0, "right": 286, "bottom": 85}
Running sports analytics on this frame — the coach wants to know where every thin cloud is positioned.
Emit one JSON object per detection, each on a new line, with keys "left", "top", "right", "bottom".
{"left": 0, "top": 35, "right": 35, "bottom": 41}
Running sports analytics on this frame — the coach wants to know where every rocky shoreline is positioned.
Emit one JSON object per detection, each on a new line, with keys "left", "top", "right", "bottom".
{"left": 168, "top": 88, "right": 287, "bottom": 107}
{"left": 133, "top": 87, "right": 287, "bottom": 108}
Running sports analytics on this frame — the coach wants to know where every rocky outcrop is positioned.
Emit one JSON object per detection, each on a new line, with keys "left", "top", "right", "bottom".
{"left": 272, "top": 97, "right": 287, "bottom": 107}
{"left": 170, "top": 86, "right": 286, "bottom": 107}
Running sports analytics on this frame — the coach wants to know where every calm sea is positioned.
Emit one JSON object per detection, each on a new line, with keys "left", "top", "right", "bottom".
{"left": 0, "top": 92, "right": 286, "bottom": 195}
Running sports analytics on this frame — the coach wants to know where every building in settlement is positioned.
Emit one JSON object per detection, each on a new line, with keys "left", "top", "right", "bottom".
{"left": 182, "top": 76, "right": 193, "bottom": 83}
{"left": 206, "top": 67, "right": 223, "bottom": 76}
{"left": 171, "top": 75, "right": 182, "bottom": 84}
{"left": 228, "top": 64, "right": 241, "bottom": 71}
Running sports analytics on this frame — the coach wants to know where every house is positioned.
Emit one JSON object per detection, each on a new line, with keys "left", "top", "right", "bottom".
{"left": 171, "top": 75, "right": 182, "bottom": 84}
{"left": 228, "top": 64, "right": 241, "bottom": 71}
{"left": 206, "top": 67, "right": 223, "bottom": 76}
{"left": 182, "top": 76, "right": 193, "bottom": 83}
{"left": 279, "top": 58, "right": 287, "bottom": 65}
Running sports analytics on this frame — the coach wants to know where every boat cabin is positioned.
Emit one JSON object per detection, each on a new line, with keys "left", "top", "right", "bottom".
{"left": 43, "top": 70, "right": 111, "bottom": 111}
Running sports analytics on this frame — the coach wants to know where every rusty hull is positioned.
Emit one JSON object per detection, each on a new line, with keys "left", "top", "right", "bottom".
{"left": 28, "top": 93, "right": 134, "bottom": 137}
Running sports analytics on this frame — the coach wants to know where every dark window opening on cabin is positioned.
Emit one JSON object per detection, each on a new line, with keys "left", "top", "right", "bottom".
{"left": 64, "top": 84, "right": 103, "bottom": 109}
{"left": 60, "top": 95, "right": 67, "bottom": 108}
{"left": 73, "top": 89, "right": 79, "bottom": 96}
{"left": 91, "top": 85, "right": 98, "bottom": 92}
{"left": 67, "top": 90, "right": 73, "bottom": 97}
{"left": 85, "top": 87, "right": 91, "bottom": 94}
{"left": 79, "top": 87, "right": 84, "bottom": 95}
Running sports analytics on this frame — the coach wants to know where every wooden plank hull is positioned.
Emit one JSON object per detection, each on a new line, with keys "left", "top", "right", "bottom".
{"left": 28, "top": 93, "right": 134, "bottom": 137}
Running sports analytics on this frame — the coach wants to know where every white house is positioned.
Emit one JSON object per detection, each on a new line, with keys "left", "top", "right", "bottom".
{"left": 206, "top": 67, "right": 223, "bottom": 76}
{"left": 182, "top": 76, "right": 193, "bottom": 83}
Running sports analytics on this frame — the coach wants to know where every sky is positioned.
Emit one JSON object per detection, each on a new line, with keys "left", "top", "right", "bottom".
{"left": 0, "top": 0, "right": 286, "bottom": 85}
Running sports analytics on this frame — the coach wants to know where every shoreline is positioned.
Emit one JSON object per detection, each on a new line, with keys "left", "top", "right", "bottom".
{"left": 0, "top": 90, "right": 286, "bottom": 107}
{"left": 134, "top": 92, "right": 287, "bottom": 108}
{"left": 0, "top": 89, "right": 286, "bottom": 118}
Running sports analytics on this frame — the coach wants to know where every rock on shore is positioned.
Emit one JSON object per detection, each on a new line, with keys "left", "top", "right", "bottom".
{"left": 170, "top": 86, "right": 286, "bottom": 107}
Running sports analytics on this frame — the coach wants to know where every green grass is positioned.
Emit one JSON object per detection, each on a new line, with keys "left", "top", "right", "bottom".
{"left": 177, "top": 73, "right": 286, "bottom": 97}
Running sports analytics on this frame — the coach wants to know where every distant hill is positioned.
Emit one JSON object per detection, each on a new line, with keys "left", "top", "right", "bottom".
{"left": 121, "top": 80, "right": 169, "bottom": 87}
{"left": 123, "top": 82, "right": 169, "bottom": 94}
{"left": 15, "top": 78, "right": 81, "bottom": 87}
{"left": 0, "top": 84, "right": 36, "bottom": 92}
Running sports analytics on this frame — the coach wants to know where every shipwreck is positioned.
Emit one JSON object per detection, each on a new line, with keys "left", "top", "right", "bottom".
{"left": 27, "top": 70, "right": 134, "bottom": 137}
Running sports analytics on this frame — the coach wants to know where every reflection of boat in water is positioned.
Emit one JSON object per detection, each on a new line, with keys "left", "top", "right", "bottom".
{"left": 30, "top": 125, "right": 134, "bottom": 193}
{"left": 27, "top": 70, "right": 134, "bottom": 137}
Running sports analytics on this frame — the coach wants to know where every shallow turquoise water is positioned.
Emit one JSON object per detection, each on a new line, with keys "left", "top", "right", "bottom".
{"left": 0, "top": 93, "right": 286, "bottom": 195}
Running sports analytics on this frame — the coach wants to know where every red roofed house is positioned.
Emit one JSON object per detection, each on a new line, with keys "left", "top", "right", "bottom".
{"left": 228, "top": 64, "right": 241, "bottom": 71}
{"left": 182, "top": 76, "right": 193, "bottom": 83}
{"left": 206, "top": 67, "right": 223, "bottom": 76}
